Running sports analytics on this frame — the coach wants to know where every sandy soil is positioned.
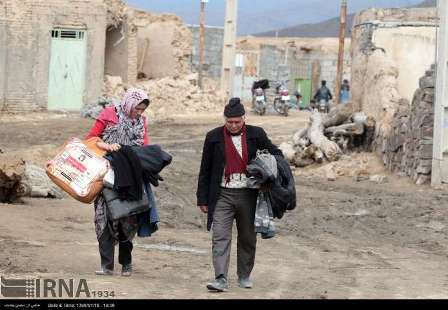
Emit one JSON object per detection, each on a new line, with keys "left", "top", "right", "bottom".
{"left": 1, "top": 109, "right": 448, "bottom": 299}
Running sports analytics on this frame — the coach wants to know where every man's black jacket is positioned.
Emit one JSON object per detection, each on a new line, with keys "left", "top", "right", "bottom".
{"left": 196, "top": 125, "right": 283, "bottom": 231}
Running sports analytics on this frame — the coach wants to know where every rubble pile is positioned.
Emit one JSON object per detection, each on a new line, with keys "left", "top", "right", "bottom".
{"left": 82, "top": 74, "right": 225, "bottom": 121}
{"left": 136, "top": 75, "right": 225, "bottom": 119}
{"left": 80, "top": 75, "right": 122, "bottom": 119}
{"left": 382, "top": 65, "right": 435, "bottom": 185}
{"left": 296, "top": 153, "right": 388, "bottom": 183}
{"left": 280, "top": 103, "right": 376, "bottom": 168}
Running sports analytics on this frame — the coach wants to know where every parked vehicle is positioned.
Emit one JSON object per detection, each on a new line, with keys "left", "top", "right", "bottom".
{"left": 253, "top": 87, "right": 267, "bottom": 115}
{"left": 251, "top": 79, "right": 270, "bottom": 116}
{"left": 273, "top": 81, "right": 290, "bottom": 116}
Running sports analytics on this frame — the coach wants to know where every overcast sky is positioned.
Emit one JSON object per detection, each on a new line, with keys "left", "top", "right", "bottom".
{"left": 125, "top": 0, "right": 426, "bottom": 35}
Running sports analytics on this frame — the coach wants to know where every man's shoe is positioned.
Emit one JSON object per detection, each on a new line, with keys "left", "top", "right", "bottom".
{"left": 95, "top": 268, "right": 113, "bottom": 276}
{"left": 206, "top": 276, "right": 228, "bottom": 292}
{"left": 121, "top": 264, "right": 132, "bottom": 277}
{"left": 238, "top": 277, "right": 253, "bottom": 289}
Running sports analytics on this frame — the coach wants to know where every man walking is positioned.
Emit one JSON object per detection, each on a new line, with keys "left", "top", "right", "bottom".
{"left": 196, "top": 97, "right": 282, "bottom": 292}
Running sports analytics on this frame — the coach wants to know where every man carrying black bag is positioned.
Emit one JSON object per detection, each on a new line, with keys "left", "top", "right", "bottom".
{"left": 196, "top": 97, "right": 283, "bottom": 292}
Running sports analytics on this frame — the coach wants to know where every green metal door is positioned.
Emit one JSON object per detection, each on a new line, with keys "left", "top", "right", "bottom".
{"left": 48, "top": 29, "right": 87, "bottom": 111}
{"left": 295, "top": 79, "right": 312, "bottom": 108}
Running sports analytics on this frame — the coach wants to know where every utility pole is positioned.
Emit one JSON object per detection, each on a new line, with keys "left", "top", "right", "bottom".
{"left": 221, "top": 0, "right": 238, "bottom": 99}
{"left": 334, "top": 0, "right": 347, "bottom": 105}
{"left": 198, "top": 0, "right": 207, "bottom": 90}
{"left": 432, "top": 0, "right": 448, "bottom": 186}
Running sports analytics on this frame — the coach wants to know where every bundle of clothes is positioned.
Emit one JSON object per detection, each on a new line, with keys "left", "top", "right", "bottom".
{"left": 247, "top": 150, "right": 297, "bottom": 239}
{"left": 103, "top": 144, "right": 172, "bottom": 237}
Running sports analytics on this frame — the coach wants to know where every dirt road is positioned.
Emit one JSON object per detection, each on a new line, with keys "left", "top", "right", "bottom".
{"left": 1, "top": 110, "right": 448, "bottom": 299}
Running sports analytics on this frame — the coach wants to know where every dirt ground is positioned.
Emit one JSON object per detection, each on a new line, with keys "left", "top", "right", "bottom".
{"left": 1, "top": 109, "right": 448, "bottom": 299}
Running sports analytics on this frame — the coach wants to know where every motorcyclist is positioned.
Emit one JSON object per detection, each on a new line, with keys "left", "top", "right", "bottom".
{"left": 313, "top": 80, "right": 332, "bottom": 113}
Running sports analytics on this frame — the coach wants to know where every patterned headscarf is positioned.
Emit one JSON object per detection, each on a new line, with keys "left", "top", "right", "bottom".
{"left": 101, "top": 88, "right": 149, "bottom": 147}
{"left": 120, "top": 88, "right": 149, "bottom": 116}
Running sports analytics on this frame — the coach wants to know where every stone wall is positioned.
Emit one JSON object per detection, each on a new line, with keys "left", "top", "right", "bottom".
{"left": 382, "top": 65, "right": 435, "bottom": 185}
{"left": 349, "top": 8, "right": 438, "bottom": 185}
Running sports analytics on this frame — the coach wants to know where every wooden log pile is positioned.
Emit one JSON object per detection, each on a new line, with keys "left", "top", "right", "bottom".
{"left": 280, "top": 103, "right": 376, "bottom": 167}
{"left": 382, "top": 65, "right": 435, "bottom": 185}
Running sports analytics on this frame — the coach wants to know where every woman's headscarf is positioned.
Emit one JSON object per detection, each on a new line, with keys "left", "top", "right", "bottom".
{"left": 121, "top": 88, "right": 149, "bottom": 116}
{"left": 102, "top": 88, "right": 149, "bottom": 146}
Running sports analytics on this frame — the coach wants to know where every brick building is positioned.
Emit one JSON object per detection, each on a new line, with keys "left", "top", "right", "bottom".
{"left": 0, "top": 0, "right": 137, "bottom": 112}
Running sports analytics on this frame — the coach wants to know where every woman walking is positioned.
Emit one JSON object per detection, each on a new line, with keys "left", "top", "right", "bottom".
{"left": 86, "top": 88, "right": 150, "bottom": 277}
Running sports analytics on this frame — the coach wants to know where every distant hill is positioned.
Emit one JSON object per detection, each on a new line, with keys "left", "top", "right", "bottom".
{"left": 255, "top": 14, "right": 355, "bottom": 38}
{"left": 254, "top": 0, "right": 436, "bottom": 38}
{"left": 126, "top": 0, "right": 427, "bottom": 36}
{"left": 413, "top": 0, "right": 436, "bottom": 7}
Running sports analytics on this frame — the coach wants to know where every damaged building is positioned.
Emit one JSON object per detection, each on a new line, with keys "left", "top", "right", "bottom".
{"left": 234, "top": 37, "right": 351, "bottom": 106}
{"left": 132, "top": 9, "right": 192, "bottom": 80}
{"left": 0, "top": 0, "right": 193, "bottom": 112}
{"left": 350, "top": 7, "right": 438, "bottom": 184}
{"left": 0, "top": 0, "right": 138, "bottom": 112}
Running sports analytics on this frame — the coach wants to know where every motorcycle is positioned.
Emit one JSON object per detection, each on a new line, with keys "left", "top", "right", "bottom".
{"left": 251, "top": 79, "right": 270, "bottom": 116}
{"left": 273, "top": 81, "right": 290, "bottom": 116}
{"left": 253, "top": 87, "right": 267, "bottom": 115}
{"left": 318, "top": 99, "right": 330, "bottom": 113}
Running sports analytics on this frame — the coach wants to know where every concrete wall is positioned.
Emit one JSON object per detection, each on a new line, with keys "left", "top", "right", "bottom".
{"left": 233, "top": 50, "right": 259, "bottom": 102}
{"left": 0, "top": 0, "right": 107, "bottom": 111}
{"left": 189, "top": 25, "right": 224, "bottom": 80}
{"left": 259, "top": 44, "right": 289, "bottom": 82}
{"left": 236, "top": 37, "right": 351, "bottom": 103}
{"left": 296, "top": 52, "right": 351, "bottom": 97}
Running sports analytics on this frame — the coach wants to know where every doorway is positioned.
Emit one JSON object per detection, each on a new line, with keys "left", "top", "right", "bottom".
{"left": 48, "top": 29, "right": 87, "bottom": 111}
